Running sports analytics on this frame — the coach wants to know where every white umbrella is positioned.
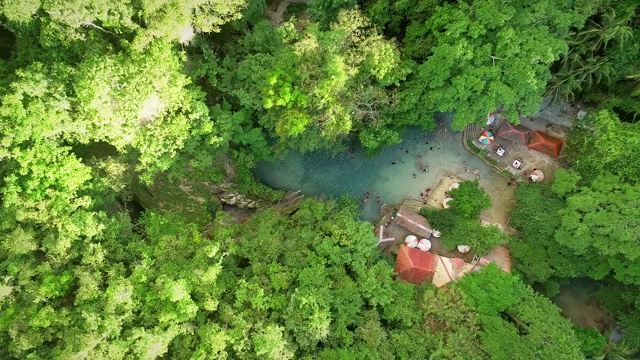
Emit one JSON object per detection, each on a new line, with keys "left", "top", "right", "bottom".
{"left": 449, "top": 182, "right": 460, "bottom": 191}
{"left": 443, "top": 197, "right": 453, "bottom": 209}
{"left": 531, "top": 169, "right": 545, "bottom": 183}
{"left": 457, "top": 245, "right": 471, "bottom": 254}
{"left": 417, "top": 239, "right": 432, "bottom": 252}
{"left": 405, "top": 235, "right": 418, "bottom": 248}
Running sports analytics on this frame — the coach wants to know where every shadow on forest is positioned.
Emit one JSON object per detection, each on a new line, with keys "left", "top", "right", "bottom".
{"left": 0, "top": 25, "right": 16, "bottom": 60}
{"left": 612, "top": 107, "right": 639, "bottom": 124}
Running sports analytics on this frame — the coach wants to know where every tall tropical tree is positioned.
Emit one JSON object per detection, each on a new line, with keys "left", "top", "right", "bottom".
{"left": 395, "top": 0, "right": 586, "bottom": 128}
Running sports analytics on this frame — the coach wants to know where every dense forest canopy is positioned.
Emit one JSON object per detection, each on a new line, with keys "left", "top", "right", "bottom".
{"left": 1, "top": 0, "right": 640, "bottom": 358}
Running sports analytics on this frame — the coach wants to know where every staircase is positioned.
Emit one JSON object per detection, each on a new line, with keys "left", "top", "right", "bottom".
{"left": 401, "top": 199, "right": 427, "bottom": 213}
{"left": 464, "top": 123, "right": 480, "bottom": 143}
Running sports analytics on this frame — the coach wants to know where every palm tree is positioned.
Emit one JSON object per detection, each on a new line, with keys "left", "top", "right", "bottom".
{"left": 594, "top": 329, "right": 639, "bottom": 360}
{"left": 625, "top": 71, "right": 640, "bottom": 97}
{"left": 574, "top": 9, "right": 634, "bottom": 52}
{"left": 547, "top": 7, "right": 635, "bottom": 103}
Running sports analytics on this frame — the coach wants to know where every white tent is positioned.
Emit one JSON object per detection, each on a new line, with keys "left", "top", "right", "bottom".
{"left": 417, "top": 239, "right": 432, "bottom": 252}
{"left": 404, "top": 235, "right": 418, "bottom": 248}
{"left": 531, "top": 169, "right": 544, "bottom": 183}
{"left": 457, "top": 245, "right": 471, "bottom": 254}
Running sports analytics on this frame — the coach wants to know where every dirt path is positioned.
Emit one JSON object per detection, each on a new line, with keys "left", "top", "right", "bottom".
{"left": 266, "top": 0, "right": 309, "bottom": 25}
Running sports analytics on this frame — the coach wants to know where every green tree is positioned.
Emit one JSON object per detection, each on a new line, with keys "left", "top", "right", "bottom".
{"left": 0, "top": 0, "right": 247, "bottom": 48}
{"left": 217, "top": 11, "right": 407, "bottom": 154}
{"left": 421, "top": 208, "right": 506, "bottom": 256}
{"left": 574, "top": 326, "right": 607, "bottom": 359}
{"left": 509, "top": 183, "right": 581, "bottom": 284}
{"left": 448, "top": 180, "right": 491, "bottom": 219}
{"left": 547, "top": 1, "right": 639, "bottom": 106}
{"left": 308, "top": 0, "right": 357, "bottom": 28}
{"left": 453, "top": 265, "right": 585, "bottom": 359}
{"left": 552, "top": 169, "right": 582, "bottom": 197}
{"left": 555, "top": 173, "right": 640, "bottom": 284}
{"left": 419, "top": 286, "right": 483, "bottom": 360}
{"left": 565, "top": 109, "right": 640, "bottom": 184}
{"left": 396, "top": 0, "right": 586, "bottom": 129}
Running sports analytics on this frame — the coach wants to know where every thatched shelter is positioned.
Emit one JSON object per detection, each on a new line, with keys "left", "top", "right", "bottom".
{"left": 432, "top": 256, "right": 474, "bottom": 288}
{"left": 497, "top": 121, "right": 531, "bottom": 145}
{"left": 394, "top": 206, "right": 433, "bottom": 238}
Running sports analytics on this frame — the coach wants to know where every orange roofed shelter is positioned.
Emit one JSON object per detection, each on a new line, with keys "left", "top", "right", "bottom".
{"left": 394, "top": 246, "right": 438, "bottom": 284}
{"left": 527, "top": 131, "right": 564, "bottom": 158}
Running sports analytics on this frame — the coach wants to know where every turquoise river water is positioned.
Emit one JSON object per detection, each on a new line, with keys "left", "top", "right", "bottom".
{"left": 254, "top": 122, "right": 501, "bottom": 222}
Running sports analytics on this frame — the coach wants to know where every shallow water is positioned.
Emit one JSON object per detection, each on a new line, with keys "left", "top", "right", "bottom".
{"left": 255, "top": 120, "right": 502, "bottom": 222}
{"left": 553, "top": 278, "right": 616, "bottom": 333}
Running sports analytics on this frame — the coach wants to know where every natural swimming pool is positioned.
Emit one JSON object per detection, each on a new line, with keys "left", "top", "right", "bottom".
{"left": 254, "top": 121, "right": 502, "bottom": 222}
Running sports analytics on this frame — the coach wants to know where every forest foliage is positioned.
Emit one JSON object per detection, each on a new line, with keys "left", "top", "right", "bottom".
{"left": 510, "top": 110, "right": 640, "bottom": 352}
{"left": 1, "top": 0, "right": 640, "bottom": 358}
{"left": 0, "top": 196, "right": 583, "bottom": 359}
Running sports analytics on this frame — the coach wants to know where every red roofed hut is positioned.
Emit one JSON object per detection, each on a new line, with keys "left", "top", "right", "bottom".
{"left": 394, "top": 245, "right": 438, "bottom": 284}
{"left": 497, "top": 121, "right": 531, "bottom": 145}
{"left": 527, "top": 131, "right": 564, "bottom": 158}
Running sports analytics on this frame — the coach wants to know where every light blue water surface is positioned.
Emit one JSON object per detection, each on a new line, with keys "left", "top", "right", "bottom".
{"left": 254, "top": 124, "right": 499, "bottom": 222}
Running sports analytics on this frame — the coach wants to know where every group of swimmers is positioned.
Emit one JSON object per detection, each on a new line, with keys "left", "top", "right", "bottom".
{"left": 420, "top": 188, "right": 432, "bottom": 203}
{"left": 412, "top": 165, "right": 429, "bottom": 178}
{"left": 362, "top": 191, "right": 382, "bottom": 204}
{"left": 393, "top": 143, "right": 441, "bottom": 165}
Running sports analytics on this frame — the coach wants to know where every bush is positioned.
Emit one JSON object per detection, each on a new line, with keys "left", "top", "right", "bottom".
{"left": 420, "top": 208, "right": 457, "bottom": 230}
{"left": 421, "top": 208, "right": 506, "bottom": 256}
{"left": 448, "top": 180, "right": 491, "bottom": 219}
{"left": 573, "top": 326, "right": 607, "bottom": 358}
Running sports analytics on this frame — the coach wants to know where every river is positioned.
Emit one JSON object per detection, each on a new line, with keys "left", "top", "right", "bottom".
{"left": 254, "top": 117, "right": 503, "bottom": 222}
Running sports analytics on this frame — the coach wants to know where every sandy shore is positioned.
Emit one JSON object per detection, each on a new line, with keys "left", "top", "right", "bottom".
{"left": 421, "top": 167, "right": 516, "bottom": 230}
{"left": 425, "top": 171, "right": 476, "bottom": 209}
